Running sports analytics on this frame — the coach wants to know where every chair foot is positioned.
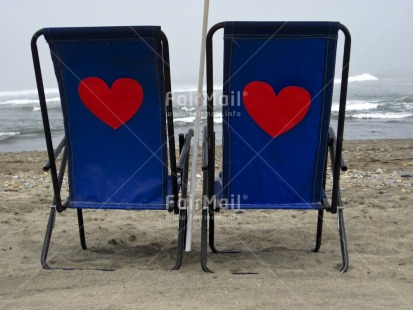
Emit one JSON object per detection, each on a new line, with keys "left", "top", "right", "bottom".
{"left": 201, "top": 259, "right": 214, "bottom": 273}
{"left": 313, "top": 210, "right": 324, "bottom": 253}
{"left": 41, "top": 207, "right": 56, "bottom": 269}
{"left": 200, "top": 208, "right": 214, "bottom": 273}
{"left": 172, "top": 209, "right": 187, "bottom": 270}
{"left": 210, "top": 243, "right": 239, "bottom": 254}
{"left": 209, "top": 211, "right": 239, "bottom": 254}
{"left": 338, "top": 207, "right": 349, "bottom": 272}
{"left": 41, "top": 207, "right": 114, "bottom": 271}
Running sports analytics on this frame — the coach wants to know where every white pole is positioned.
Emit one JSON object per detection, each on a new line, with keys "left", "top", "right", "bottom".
{"left": 185, "top": 0, "right": 210, "bottom": 252}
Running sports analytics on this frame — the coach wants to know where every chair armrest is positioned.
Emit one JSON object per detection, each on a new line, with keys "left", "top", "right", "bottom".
{"left": 43, "top": 137, "right": 66, "bottom": 172}
{"left": 177, "top": 129, "right": 194, "bottom": 171}
{"left": 328, "top": 128, "right": 347, "bottom": 172}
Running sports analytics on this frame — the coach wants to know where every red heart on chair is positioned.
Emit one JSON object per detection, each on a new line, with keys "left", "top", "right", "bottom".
{"left": 242, "top": 81, "right": 311, "bottom": 138}
{"left": 78, "top": 77, "right": 143, "bottom": 129}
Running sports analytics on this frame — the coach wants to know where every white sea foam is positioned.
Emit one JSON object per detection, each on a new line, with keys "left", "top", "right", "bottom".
{"left": 0, "top": 75, "right": 377, "bottom": 98}
{"left": 0, "top": 97, "right": 60, "bottom": 105}
{"left": 33, "top": 107, "right": 41, "bottom": 112}
{"left": 45, "top": 97, "right": 61, "bottom": 103}
{"left": 352, "top": 112, "right": 412, "bottom": 119}
{"left": 175, "top": 116, "right": 196, "bottom": 123}
{"left": 1, "top": 99, "right": 39, "bottom": 105}
{"left": 0, "top": 88, "right": 58, "bottom": 97}
{"left": 332, "top": 100, "right": 378, "bottom": 112}
{"left": 0, "top": 131, "right": 20, "bottom": 137}
{"left": 335, "top": 73, "right": 378, "bottom": 84}
{"left": 176, "top": 74, "right": 379, "bottom": 91}
{"left": 181, "top": 107, "right": 196, "bottom": 112}
{"left": 215, "top": 115, "right": 223, "bottom": 124}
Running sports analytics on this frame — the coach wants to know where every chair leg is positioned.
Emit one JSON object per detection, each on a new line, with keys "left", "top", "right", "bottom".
{"left": 77, "top": 209, "right": 87, "bottom": 250}
{"left": 173, "top": 132, "right": 191, "bottom": 270}
{"left": 41, "top": 207, "right": 56, "bottom": 269}
{"left": 201, "top": 207, "right": 213, "bottom": 273}
{"left": 209, "top": 209, "right": 218, "bottom": 253}
{"left": 209, "top": 209, "right": 239, "bottom": 254}
{"left": 313, "top": 210, "right": 324, "bottom": 252}
{"left": 41, "top": 207, "right": 113, "bottom": 271}
{"left": 173, "top": 209, "right": 187, "bottom": 270}
{"left": 338, "top": 207, "right": 349, "bottom": 273}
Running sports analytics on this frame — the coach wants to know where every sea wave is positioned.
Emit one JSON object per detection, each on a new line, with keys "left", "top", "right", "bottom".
{"left": 0, "top": 97, "right": 60, "bottom": 105}
{"left": 332, "top": 100, "right": 378, "bottom": 112}
{"left": 0, "top": 131, "right": 20, "bottom": 136}
{"left": 350, "top": 112, "right": 412, "bottom": 119}
{"left": 0, "top": 131, "right": 20, "bottom": 141}
{"left": 396, "top": 96, "right": 413, "bottom": 104}
{"left": 0, "top": 88, "right": 59, "bottom": 97}
{"left": 0, "top": 74, "right": 378, "bottom": 100}
{"left": 215, "top": 115, "right": 223, "bottom": 124}
{"left": 174, "top": 74, "right": 379, "bottom": 91}
{"left": 175, "top": 116, "right": 196, "bottom": 123}
{"left": 180, "top": 106, "right": 196, "bottom": 112}
{"left": 335, "top": 73, "right": 378, "bottom": 84}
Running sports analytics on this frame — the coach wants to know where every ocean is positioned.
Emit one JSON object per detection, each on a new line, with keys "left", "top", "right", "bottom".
{"left": 0, "top": 73, "right": 412, "bottom": 153}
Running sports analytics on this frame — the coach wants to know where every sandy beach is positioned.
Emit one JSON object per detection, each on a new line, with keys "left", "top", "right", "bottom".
{"left": 1, "top": 139, "right": 412, "bottom": 309}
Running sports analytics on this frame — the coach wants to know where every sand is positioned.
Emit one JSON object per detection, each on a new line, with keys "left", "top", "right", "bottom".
{"left": 1, "top": 139, "right": 413, "bottom": 309}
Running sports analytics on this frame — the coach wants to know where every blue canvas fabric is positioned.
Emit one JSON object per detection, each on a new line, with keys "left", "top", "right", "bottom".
{"left": 220, "top": 22, "right": 339, "bottom": 209}
{"left": 44, "top": 26, "right": 168, "bottom": 210}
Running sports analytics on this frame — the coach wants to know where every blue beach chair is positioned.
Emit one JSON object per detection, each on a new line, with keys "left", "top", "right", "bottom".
{"left": 202, "top": 22, "right": 351, "bottom": 272}
{"left": 31, "top": 26, "right": 193, "bottom": 270}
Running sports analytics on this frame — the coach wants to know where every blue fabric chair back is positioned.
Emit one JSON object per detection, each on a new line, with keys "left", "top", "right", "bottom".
{"left": 44, "top": 27, "right": 168, "bottom": 210}
{"left": 220, "top": 22, "right": 339, "bottom": 209}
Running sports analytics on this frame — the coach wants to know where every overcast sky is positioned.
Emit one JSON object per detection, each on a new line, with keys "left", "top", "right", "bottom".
{"left": 0, "top": 0, "right": 412, "bottom": 91}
